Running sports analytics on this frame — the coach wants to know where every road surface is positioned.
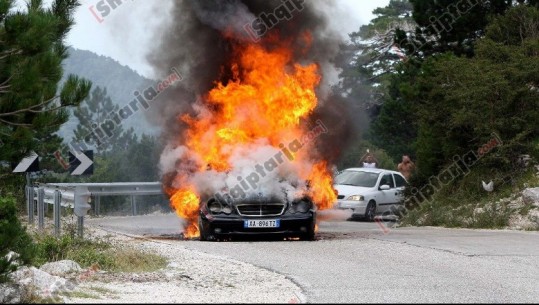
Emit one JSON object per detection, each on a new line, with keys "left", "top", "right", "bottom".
{"left": 86, "top": 214, "right": 539, "bottom": 303}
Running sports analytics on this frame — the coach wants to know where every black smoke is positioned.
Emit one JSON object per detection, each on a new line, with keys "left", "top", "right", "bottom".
{"left": 146, "top": 0, "right": 353, "bottom": 175}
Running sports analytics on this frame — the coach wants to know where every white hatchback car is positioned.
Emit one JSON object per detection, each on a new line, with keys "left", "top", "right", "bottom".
{"left": 334, "top": 168, "right": 407, "bottom": 221}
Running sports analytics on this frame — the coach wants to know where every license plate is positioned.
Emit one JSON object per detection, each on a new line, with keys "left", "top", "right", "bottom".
{"left": 244, "top": 219, "right": 280, "bottom": 228}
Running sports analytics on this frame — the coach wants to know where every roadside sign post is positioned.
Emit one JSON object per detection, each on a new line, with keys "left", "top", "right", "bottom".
{"left": 68, "top": 150, "right": 94, "bottom": 237}
{"left": 13, "top": 151, "right": 40, "bottom": 224}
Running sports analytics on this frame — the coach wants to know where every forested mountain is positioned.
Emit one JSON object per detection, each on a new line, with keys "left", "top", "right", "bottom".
{"left": 58, "top": 48, "right": 158, "bottom": 141}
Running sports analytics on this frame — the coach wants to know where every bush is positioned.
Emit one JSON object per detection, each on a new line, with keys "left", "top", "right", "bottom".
{"left": 0, "top": 196, "right": 36, "bottom": 282}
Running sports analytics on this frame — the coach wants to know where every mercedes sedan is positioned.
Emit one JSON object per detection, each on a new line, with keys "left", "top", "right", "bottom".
{"left": 198, "top": 194, "right": 316, "bottom": 241}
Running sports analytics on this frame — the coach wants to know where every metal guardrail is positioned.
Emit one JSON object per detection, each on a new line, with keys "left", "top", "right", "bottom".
{"left": 27, "top": 182, "right": 164, "bottom": 237}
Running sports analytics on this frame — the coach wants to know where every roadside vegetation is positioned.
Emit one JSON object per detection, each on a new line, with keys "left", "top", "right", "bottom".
{"left": 401, "top": 166, "right": 539, "bottom": 229}
{"left": 1, "top": 193, "right": 167, "bottom": 285}
{"left": 337, "top": 0, "right": 539, "bottom": 229}
{"left": 0, "top": 0, "right": 166, "bottom": 285}
{"left": 0, "top": 196, "right": 36, "bottom": 283}
{"left": 33, "top": 229, "right": 167, "bottom": 273}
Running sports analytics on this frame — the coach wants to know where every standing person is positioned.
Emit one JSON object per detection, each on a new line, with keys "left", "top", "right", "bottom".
{"left": 359, "top": 150, "right": 378, "bottom": 168}
{"left": 397, "top": 155, "right": 415, "bottom": 180}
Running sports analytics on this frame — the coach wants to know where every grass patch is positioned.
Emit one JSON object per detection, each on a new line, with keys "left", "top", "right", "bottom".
{"left": 105, "top": 247, "right": 168, "bottom": 273}
{"left": 33, "top": 233, "right": 167, "bottom": 273}
{"left": 400, "top": 165, "right": 539, "bottom": 229}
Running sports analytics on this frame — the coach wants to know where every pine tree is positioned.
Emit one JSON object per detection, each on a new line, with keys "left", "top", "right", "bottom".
{"left": 72, "top": 86, "right": 120, "bottom": 154}
{"left": 0, "top": 0, "right": 91, "bottom": 164}
{"left": 402, "top": 0, "right": 539, "bottom": 58}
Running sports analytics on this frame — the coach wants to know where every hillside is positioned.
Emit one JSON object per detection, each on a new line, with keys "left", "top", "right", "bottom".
{"left": 58, "top": 48, "right": 159, "bottom": 141}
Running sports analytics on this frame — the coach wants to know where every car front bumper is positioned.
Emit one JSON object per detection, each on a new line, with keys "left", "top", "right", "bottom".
{"left": 200, "top": 212, "right": 315, "bottom": 237}
{"left": 336, "top": 200, "right": 368, "bottom": 215}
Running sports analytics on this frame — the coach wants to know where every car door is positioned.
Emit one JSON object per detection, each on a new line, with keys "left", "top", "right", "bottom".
{"left": 393, "top": 173, "right": 407, "bottom": 206}
{"left": 393, "top": 174, "right": 407, "bottom": 202}
{"left": 377, "top": 173, "right": 396, "bottom": 213}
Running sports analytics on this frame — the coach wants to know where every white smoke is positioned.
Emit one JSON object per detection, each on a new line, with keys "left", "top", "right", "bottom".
{"left": 159, "top": 145, "right": 188, "bottom": 174}
{"left": 161, "top": 139, "right": 315, "bottom": 203}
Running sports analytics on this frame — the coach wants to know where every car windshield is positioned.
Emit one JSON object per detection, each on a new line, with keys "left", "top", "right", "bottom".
{"left": 335, "top": 171, "right": 379, "bottom": 188}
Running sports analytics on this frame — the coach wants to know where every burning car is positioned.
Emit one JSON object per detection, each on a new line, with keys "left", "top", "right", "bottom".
{"left": 158, "top": 2, "right": 340, "bottom": 240}
{"left": 198, "top": 194, "right": 316, "bottom": 241}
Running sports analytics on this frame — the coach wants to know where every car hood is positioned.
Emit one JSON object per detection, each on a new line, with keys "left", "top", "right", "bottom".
{"left": 334, "top": 184, "right": 375, "bottom": 197}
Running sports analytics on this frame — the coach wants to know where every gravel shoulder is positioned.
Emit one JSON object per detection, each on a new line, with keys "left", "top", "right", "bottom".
{"left": 63, "top": 227, "right": 304, "bottom": 303}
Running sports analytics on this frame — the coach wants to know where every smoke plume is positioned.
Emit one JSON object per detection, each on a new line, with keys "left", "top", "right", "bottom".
{"left": 146, "top": 0, "right": 352, "bottom": 201}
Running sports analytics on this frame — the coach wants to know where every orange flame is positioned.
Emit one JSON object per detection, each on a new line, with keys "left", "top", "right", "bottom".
{"left": 170, "top": 188, "right": 200, "bottom": 238}
{"left": 306, "top": 161, "right": 338, "bottom": 210}
{"left": 168, "top": 35, "right": 336, "bottom": 237}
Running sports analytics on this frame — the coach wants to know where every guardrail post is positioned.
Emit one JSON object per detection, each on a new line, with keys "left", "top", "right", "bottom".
{"left": 37, "top": 188, "right": 45, "bottom": 230}
{"left": 95, "top": 195, "right": 101, "bottom": 216}
{"left": 54, "top": 190, "right": 61, "bottom": 237}
{"left": 74, "top": 186, "right": 91, "bottom": 239}
{"left": 77, "top": 216, "right": 84, "bottom": 238}
{"left": 27, "top": 186, "right": 35, "bottom": 224}
{"left": 131, "top": 195, "right": 137, "bottom": 216}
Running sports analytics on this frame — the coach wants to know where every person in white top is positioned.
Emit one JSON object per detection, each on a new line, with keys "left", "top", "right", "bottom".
{"left": 359, "top": 150, "right": 378, "bottom": 168}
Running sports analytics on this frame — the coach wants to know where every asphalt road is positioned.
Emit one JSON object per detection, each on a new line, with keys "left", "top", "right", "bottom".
{"left": 87, "top": 214, "right": 539, "bottom": 303}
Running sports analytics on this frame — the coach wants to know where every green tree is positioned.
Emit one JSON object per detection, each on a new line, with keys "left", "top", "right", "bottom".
{"left": 334, "top": 1, "right": 416, "bottom": 163}
{"left": 401, "top": 0, "right": 538, "bottom": 58}
{"left": 72, "top": 86, "right": 120, "bottom": 154}
{"left": 412, "top": 5, "right": 539, "bottom": 181}
{"left": 369, "top": 1, "right": 539, "bottom": 166}
{"left": 352, "top": 0, "right": 415, "bottom": 79}
{"left": 0, "top": 0, "right": 89, "bottom": 279}
{"left": 97, "top": 134, "right": 160, "bottom": 182}
{"left": 335, "top": 0, "right": 415, "bottom": 115}
{"left": 0, "top": 0, "right": 91, "bottom": 164}
{"left": 367, "top": 64, "right": 421, "bottom": 161}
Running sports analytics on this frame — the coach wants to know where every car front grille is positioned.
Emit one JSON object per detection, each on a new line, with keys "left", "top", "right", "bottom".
{"left": 337, "top": 195, "right": 345, "bottom": 199}
{"left": 236, "top": 203, "right": 285, "bottom": 216}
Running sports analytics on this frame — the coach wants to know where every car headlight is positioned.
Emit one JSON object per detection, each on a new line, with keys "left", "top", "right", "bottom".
{"left": 346, "top": 195, "right": 364, "bottom": 201}
{"left": 288, "top": 200, "right": 312, "bottom": 214}
{"left": 288, "top": 203, "right": 297, "bottom": 214}
{"left": 296, "top": 201, "right": 311, "bottom": 213}
{"left": 222, "top": 205, "right": 232, "bottom": 215}
{"left": 208, "top": 201, "right": 222, "bottom": 214}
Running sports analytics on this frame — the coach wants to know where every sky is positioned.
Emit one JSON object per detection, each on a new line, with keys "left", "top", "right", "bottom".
{"left": 62, "top": 0, "right": 390, "bottom": 78}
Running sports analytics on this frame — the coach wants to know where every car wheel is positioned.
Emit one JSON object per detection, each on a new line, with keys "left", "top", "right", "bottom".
{"left": 198, "top": 216, "right": 211, "bottom": 241}
{"left": 300, "top": 219, "right": 316, "bottom": 241}
{"left": 365, "top": 201, "right": 376, "bottom": 222}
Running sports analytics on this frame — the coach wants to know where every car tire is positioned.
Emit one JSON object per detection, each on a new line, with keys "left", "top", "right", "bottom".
{"left": 300, "top": 220, "right": 316, "bottom": 241}
{"left": 198, "top": 216, "right": 211, "bottom": 241}
{"left": 365, "top": 201, "right": 376, "bottom": 222}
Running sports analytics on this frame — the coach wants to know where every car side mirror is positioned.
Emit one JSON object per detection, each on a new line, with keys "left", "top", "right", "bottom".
{"left": 379, "top": 185, "right": 390, "bottom": 190}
